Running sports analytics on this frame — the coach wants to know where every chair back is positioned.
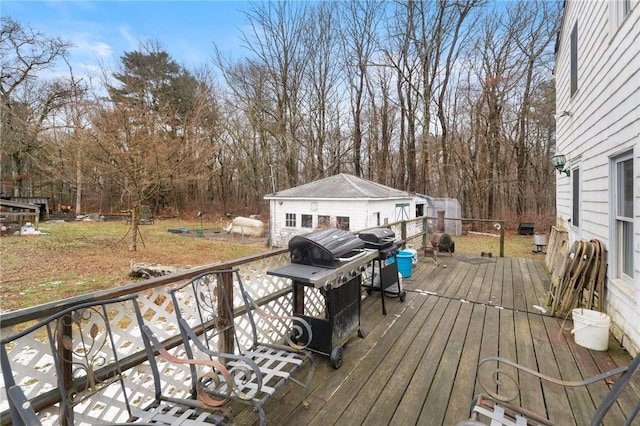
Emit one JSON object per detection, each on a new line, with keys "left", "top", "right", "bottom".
{"left": 169, "top": 271, "right": 240, "bottom": 357}
{"left": 0, "top": 295, "right": 157, "bottom": 425}
{"left": 169, "top": 269, "right": 310, "bottom": 357}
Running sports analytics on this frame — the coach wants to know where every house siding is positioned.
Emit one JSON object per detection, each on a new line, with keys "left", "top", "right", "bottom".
{"left": 555, "top": 0, "right": 640, "bottom": 356}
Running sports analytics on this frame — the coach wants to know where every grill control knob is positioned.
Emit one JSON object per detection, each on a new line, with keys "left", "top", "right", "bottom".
{"left": 359, "top": 264, "right": 367, "bottom": 272}
{"left": 350, "top": 269, "right": 357, "bottom": 277}
{"left": 340, "top": 274, "right": 347, "bottom": 283}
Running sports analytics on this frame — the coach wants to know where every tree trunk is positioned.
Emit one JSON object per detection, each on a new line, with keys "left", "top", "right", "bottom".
{"left": 129, "top": 205, "right": 139, "bottom": 252}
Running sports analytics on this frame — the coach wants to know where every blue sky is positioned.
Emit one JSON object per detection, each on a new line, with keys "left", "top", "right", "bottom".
{"left": 2, "top": 1, "right": 250, "bottom": 76}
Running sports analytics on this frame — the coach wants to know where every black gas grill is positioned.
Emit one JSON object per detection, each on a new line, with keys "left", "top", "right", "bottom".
{"left": 268, "top": 229, "right": 377, "bottom": 368}
{"left": 289, "top": 228, "right": 366, "bottom": 268}
{"left": 358, "top": 228, "right": 406, "bottom": 314}
{"left": 358, "top": 228, "right": 395, "bottom": 249}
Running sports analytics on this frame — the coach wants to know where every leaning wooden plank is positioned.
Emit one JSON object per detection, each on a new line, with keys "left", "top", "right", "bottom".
{"left": 562, "top": 241, "right": 595, "bottom": 314}
{"left": 553, "top": 241, "right": 584, "bottom": 316}
{"left": 591, "top": 239, "right": 608, "bottom": 313}
{"left": 548, "top": 239, "right": 569, "bottom": 311}
{"left": 546, "top": 227, "right": 568, "bottom": 273}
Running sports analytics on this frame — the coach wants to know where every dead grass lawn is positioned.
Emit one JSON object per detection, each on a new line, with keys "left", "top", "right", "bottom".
{"left": 0, "top": 219, "right": 269, "bottom": 312}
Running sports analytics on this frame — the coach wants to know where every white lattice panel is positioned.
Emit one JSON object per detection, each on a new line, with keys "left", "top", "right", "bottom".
{"left": 0, "top": 334, "right": 57, "bottom": 413}
{"left": 139, "top": 286, "right": 209, "bottom": 399}
{"left": 0, "top": 250, "right": 328, "bottom": 424}
{"left": 389, "top": 223, "right": 402, "bottom": 239}
{"left": 303, "top": 287, "right": 325, "bottom": 318}
{"left": 238, "top": 253, "right": 291, "bottom": 301}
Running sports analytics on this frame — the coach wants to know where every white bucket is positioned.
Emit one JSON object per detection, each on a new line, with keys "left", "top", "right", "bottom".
{"left": 571, "top": 309, "right": 610, "bottom": 351}
{"left": 404, "top": 248, "right": 418, "bottom": 265}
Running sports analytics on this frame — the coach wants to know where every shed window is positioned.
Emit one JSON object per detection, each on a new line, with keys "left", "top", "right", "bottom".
{"left": 318, "top": 215, "right": 330, "bottom": 228}
{"left": 301, "top": 214, "right": 312, "bottom": 228}
{"left": 337, "top": 216, "right": 350, "bottom": 231}
{"left": 285, "top": 213, "right": 296, "bottom": 227}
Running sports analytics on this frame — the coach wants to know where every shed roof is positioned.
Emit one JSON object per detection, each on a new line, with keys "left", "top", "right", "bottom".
{"left": 0, "top": 199, "right": 39, "bottom": 211}
{"left": 264, "top": 173, "right": 411, "bottom": 200}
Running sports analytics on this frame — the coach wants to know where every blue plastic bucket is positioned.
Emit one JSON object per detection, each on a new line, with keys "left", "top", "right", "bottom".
{"left": 396, "top": 250, "right": 414, "bottom": 278}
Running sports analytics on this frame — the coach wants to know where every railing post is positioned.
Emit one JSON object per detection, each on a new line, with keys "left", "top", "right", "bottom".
{"left": 218, "top": 271, "right": 235, "bottom": 354}
{"left": 499, "top": 221, "right": 505, "bottom": 257}
{"left": 422, "top": 218, "right": 428, "bottom": 248}
{"left": 401, "top": 221, "right": 407, "bottom": 243}
{"left": 58, "top": 314, "right": 72, "bottom": 426}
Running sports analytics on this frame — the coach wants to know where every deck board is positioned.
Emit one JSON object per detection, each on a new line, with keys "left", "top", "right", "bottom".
{"left": 235, "top": 254, "right": 638, "bottom": 425}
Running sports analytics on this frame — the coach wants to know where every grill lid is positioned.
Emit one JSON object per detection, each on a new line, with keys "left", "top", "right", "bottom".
{"left": 358, "top": 228, "right": 396, "bottom": 249}
{"left": 289, "top": 229, "right": 365, "bottom": 268}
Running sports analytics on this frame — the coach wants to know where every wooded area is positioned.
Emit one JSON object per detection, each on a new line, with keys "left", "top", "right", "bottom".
{"left": 1, "top": 1, "right": 561, "bottom": 232}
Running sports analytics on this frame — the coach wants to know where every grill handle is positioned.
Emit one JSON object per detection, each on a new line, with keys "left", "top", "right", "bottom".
{"left": 337, "top": 249, "right": 369, "bottom": 262}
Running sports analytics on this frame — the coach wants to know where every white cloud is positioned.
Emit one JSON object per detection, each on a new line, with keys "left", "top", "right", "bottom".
{"left": 118, "top": 26, "right": 136, "bottom": 49}
{"left": 73, "top": 38, "right": 113, "bottom": 58}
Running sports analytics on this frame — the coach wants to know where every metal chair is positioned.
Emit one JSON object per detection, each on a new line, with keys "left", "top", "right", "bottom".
{"left": 457, "top": 353, "right": 640, "bottom": 426}
{"left": 169, "top": 269, "right": 315, "bottom": 426}
{"left": 0, "top": 295, "right": 232, "bottom": 425}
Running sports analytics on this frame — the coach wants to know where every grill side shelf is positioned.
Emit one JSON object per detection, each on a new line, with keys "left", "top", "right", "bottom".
{"left": 267, "top": 250, "right": 378, "bottom": 289}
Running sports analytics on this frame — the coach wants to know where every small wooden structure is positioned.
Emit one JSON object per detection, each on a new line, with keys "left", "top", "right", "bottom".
{"left": 0, "top": 199, "right": 40, "bottom": 228}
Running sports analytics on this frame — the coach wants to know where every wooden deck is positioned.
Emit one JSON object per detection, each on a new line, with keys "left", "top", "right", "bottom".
{"left": 232, "top": 254, "right": 639, "bottom": 425}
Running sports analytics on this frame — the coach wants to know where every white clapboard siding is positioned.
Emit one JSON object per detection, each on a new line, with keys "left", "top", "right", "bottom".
{"left": 555, "top": 0, "right": 639, "bottom": 355}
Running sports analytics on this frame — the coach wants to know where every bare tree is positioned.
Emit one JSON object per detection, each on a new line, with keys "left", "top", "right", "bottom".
{"left": 212, "top": 57, "right": 282, "bottom": 200}
{"left": 366, "top": 65, "right": 397, "bottom": 186}
{"left": 303, "top": 1, "right": 342, "bottom": 180}
{"left": 340, "top": 0, "right": 385, "bottom": 178}
{"left": 508, "top": 0, "right": 562, "bottom": 216}
{"left": 384, "top": 2, "right": 420, "bottom": 191}
{"left": 1, "top": 17, "right": 71, "bottom": 197}
{"left": 432, "top": 0, "right": 482, "bottom": 196}
{"left": 448, "top": 1, "right": 559, "bottom": 222}
{"left": 239, "top": 1, "right": 310, "bottom": 188}
{"left": 3, "top": 3, "right": 562, "bottom": 226}
{"left": 36, "top": 67, "right": 92, "bottom": 215}
{"left": 91, "top": 44, "right": 210, "bottom": 250}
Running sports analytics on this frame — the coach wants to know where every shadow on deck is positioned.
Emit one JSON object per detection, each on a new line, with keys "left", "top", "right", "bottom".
{"left": 237, "top": 254, "right": 639, "bottom": 425}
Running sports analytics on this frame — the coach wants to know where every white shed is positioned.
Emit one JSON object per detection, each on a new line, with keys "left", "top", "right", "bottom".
{"left": 264, "top": 173, "right": 416, "bottom": 248}
{"left": 554, "top": 0, "right": 639, "bottom": 356}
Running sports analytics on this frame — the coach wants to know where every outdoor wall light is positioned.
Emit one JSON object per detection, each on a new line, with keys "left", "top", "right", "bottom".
{"left": 555, "top": 110, "right": 572, "bottom": 119}
{"left": 551, "top": 154, "right": 571, "bottom": 177}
